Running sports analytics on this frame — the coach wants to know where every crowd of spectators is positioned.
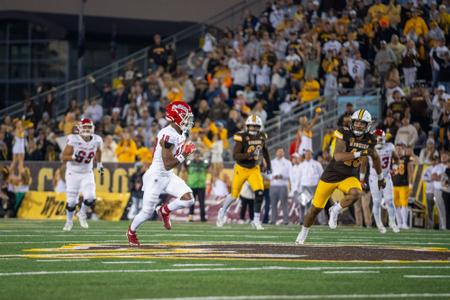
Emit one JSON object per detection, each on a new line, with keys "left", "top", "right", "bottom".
{"left": 0, "top": 0, "right": 449, "bottom": 224}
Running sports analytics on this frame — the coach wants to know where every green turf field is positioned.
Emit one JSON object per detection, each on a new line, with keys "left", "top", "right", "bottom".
{"left": 0, "top": 219, "right": 450, "bottom": 300}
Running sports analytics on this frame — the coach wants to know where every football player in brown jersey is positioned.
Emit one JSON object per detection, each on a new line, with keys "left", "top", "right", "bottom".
{"left": 216, "top": 115, "right": 271, "bottom": 230}
{"left": 296, "top": 109, "right": 385, "bottom": 244}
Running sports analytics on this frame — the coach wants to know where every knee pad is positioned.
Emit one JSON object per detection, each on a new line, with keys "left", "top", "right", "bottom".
{"left": 65, "top": 203, "right": 77, "bottom": 212}
{"left": 185, "top": 198, "right": 195, "bottom": 207}
{"left": 83, "top": 199, "right": 96, "bottom": 207}
{"left": 254, "top": 190, "right": 264, "bottom": 211}
{"left": 66, "top": 191, "right": 78, "bottom": 208}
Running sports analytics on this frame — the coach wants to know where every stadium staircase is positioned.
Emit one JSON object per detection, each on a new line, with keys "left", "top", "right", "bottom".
{"left": 0, "top": 0, "right": 265, "bottom": 120}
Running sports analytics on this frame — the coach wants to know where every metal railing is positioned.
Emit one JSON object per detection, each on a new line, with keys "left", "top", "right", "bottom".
{"left": 1, "top": 0, "right": 265, "bottom": 119}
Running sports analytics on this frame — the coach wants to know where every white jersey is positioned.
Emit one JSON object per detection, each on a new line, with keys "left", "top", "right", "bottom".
{"left": 66, "top": 134, "right": 103, "bottom": 173}
{"left": 149, "top": 125, "right": 186, "bottom": 174}
{"left": 369, "top": 143, "right": 395, "bottom": 178}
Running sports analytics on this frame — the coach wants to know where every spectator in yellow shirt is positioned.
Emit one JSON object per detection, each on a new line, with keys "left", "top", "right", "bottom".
{"left": 167, "top": 87, "right": 183, "bottom": 102}
{"left": 58, "top": 112, "right": 77, "bottom": 135}
{"left": 368, "top": 0, "right": 388, "bottom": 23}
{"left": 115, "top": 131, "right": 137, "bottom": 163}
{"left": 299, "top": 76, "right": 320, "bottom": 103}
{"left": 403, "top": 9, "right": 429, "bottom": 42}
{"left": 321, "top": 126, "right": 335, "bottom": 154}
{"left": 439, "top": 4, "right": 450, "bottom": 35}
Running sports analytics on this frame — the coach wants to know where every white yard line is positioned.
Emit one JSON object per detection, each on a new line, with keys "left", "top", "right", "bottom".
{"left": 102, "top": 261, "right": 155, "bottom": 264}
{"left": 1, "top": 266, "right": 450, "bottom": 277}
{"left": 36, "top": 259, "right": 90, "bottom": 262}
{"left": 323, "top": 271, "right": 380, "bottom": 274}
{"left": 173, "top": 264, "right": 225, "bottom": 267}
{"left": 127, "top": 293, "right": 450, "bottom": 300}
{"left": 404, "top": 275, "right": 450, "bottom": 279}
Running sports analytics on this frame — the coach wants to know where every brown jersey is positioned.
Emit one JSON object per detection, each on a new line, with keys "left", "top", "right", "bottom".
{"left": 393, "top": 155, "right": 413, "bottom": 187}
{"left": 321, "top": 127, "right": 377, "bottom": 182}
{"left": 233, "top": 131, "right": 267, "bottom": 169}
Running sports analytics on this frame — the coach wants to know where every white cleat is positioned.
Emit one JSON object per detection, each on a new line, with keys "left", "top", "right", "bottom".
{"left": 295, "top": 227, "right": 309, "bottom": 245}
{"left": 216, "top": 208, "right": 226, "bottom": 227}
{"left": 77, "top": 212, "right": 89, "bottom": 229}
{"left": 328, "top": 206, "right": 338, "bottom": 229}
{"left": 251, "top": 221, "right": 264, "bottom": 230}
{"left": 63, "top": 221, "right": 73, "bottom": 231}
{"left": 377, "top": 225, "right": 387, "bottom": 234}
{"left": 389, "top": 221, "right": 400, "bottom": 233}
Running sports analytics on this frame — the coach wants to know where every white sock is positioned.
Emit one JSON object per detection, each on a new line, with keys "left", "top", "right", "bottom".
{"left": 296, "top": 226, "right": 310, "bottom": 242}
{"left": 79, "top": 203, "right": 88, "bottom": 214}
{"left": 130, "top": 211, "right": 149, "bottom": 232}
{"left": 401, "top": 206, "right": 408, "bottom": 226}
{"left": 66, "top": 210, "right": 74, "bottom": 223}
{"left": 386, "top": 200, "right": 397, "bottom": 226}
{"left": 168, "top": 199, "right": 194, "bottom": 211}
{"left": 221, "top": 194, "right": 235, "bottom": 214}
{"left": 254, "top": 212, "right": 261, "bottom": 223}
{"left": 332, "top": 203, "right": 343, "bottom": 214}
{"left": 372, "top": 202, "right": 382, "bottom": 227}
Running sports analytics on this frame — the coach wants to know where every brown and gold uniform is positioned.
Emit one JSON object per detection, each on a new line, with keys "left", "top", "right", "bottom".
{"left": 312, "top": 127, "right": 377, "bottom": 208}
{"left": 393, "top": 155, "right": 412, "bottom": 207}
{"left": 231, "top": 131, "right": 268, "bottom": 199}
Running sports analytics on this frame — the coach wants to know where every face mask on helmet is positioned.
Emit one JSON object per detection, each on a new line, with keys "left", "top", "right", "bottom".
{"left": 79, "top": 124, "right": 94, "bottom": 138}
{"left": 247, "top": 125, "right": 261, "bottom": 135}
{"left": 179, "top": 112, "right": 194, "bottom": 132}
{"left": 375, "top": 135, "right": 385, "bottom": 149}
{"left": 352, "top": 120, "right": 368, "bottom": 136}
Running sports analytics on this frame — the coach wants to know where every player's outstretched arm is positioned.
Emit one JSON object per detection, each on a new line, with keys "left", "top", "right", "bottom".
{"left": 61, "top": 145, "right": 75, "bottom": 162}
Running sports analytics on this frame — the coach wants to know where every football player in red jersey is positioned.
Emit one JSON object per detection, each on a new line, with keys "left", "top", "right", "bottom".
{"left": 127, "top": 101, "right": 196, "bottom": 246}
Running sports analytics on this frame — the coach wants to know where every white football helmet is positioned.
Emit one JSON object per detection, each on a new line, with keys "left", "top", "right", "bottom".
{"left": 77, "top": 118, "right": 94, "bottom": 138}
{"left": 350, "top": 109, "right": 372, "bottom": 136}
{"left": 245, "top": 115, "right": 263, "bottom": 135}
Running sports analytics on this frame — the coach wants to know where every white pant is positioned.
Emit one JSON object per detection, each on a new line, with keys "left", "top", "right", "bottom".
{"left": 142, "top": 170, "right": 192, "bottom": 210}
{"left": 369, "top": 175, "right": 394, "bottom": 204}
{"left": 65, "top": 170, "right": 96, "bottom": 207}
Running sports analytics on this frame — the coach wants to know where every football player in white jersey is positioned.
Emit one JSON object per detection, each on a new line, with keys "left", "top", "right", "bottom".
{"left": 127, "top": 101, "right": 196, "bottom": 247}
{"left": 61, "top": 118, "right": 104, "bottom": 231}
{"left": 366, "top": 129, "right": 400, "bottom": 233}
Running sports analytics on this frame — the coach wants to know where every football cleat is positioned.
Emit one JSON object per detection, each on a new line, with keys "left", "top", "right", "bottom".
{"left": 328, "top": 206, "right": 339, "bottom": 229}
{"left": 62, "top": 221, "right": 73, "bottom": 231}
{"left": 251, "top": 220, "right": 264, "bottom": 230}
{"left": 295, "top": 227, "right": 309, "bottom": 245}
{"left": 156, "top": 204, "right": 172, "bottom": 230}
{"left": 216, "top": 208, "right": 226, "bottom": 227}
{"left": 77, "top": 211, "right": 89, "bottom": 229}
{"left": 127, "top": 226, "right": 140, "bottom": 247}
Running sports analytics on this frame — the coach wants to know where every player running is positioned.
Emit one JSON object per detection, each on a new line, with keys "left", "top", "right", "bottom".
{"left": 61, "top": 118, "right": 104, "bottom": 231}
{"left": 216, "top": 115, "right": 271, "bottom": 230}
{"left": 295, "top": 109, "right": 385, "bottom": 244}
{"left": 127, "top": 101, "right": 196, "bottom": 247}
{"left": 366, "top": 129, "right": 400, "bottom": 234}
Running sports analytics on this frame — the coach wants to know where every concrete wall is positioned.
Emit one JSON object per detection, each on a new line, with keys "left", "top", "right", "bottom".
{"left": 1, "top": 0, "right": 248, "bottom": 22}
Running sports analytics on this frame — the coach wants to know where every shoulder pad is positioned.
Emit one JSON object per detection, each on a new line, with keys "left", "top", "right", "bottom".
{"left": 334, "top": 129, "right": 345, "bottom": 139}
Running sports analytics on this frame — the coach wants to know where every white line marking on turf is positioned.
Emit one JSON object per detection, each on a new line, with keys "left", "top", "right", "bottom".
{"left": 102, "top": 261, "right": 155, "bottom": 264}
{"left": 323, "top": 271, "right": 380, "bottom": 274}
{"left": 126, "top": 293, "right": 450, "bottom": 300}
{"left": 404, "top": 275, "right": 450, "bottom": 279}
{"left": 173, "top": 264, "right": 225, "bottom": 267}
{"left": 36, "top": 259, "right": 90, "bottom": 262}
{"left": 0, "top": 266, "right": 450, "bottom": 277}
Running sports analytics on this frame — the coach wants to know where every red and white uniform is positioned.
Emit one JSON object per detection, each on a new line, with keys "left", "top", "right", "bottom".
{"left": 142, "top": 125, "right": 192, "bottom": 205}
{"left": 66, "top": 134, "right": 103, "bottom": 201}
{"left": 369, "top": 142, "right": 395, "bottom": 203}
